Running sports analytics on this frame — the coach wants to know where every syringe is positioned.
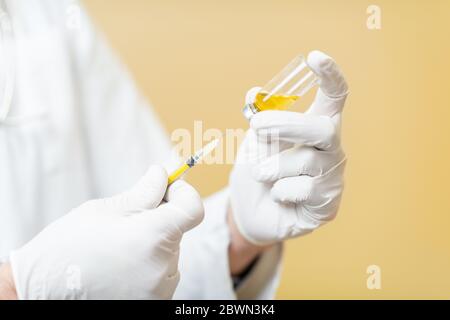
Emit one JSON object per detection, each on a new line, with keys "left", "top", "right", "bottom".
{"left": 167, "top": 139, "right": 219, "bottom": 185}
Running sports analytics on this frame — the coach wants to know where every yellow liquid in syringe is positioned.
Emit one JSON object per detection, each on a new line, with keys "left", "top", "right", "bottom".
{"left": 254, "top": 92, "right": 299, "bottom": 111}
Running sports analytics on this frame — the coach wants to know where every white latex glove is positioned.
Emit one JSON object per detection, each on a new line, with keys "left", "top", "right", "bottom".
{"left": 230, "top": 50, "right": 348, "bottom": 245}
{"left": 9, "top": 165, "right": 204, "bottom": 299}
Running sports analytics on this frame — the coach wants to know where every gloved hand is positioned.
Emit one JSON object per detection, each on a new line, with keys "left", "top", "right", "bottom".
{"left": 229, "top": 50, "right": 348, "bottom": 245}
{"left": 9, "top": 165, "right": 204, "bottom": 299}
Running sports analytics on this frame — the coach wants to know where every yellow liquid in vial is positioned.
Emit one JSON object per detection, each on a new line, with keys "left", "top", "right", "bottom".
{"left": 254, "top": 92, "right": 299, "bottom": 111}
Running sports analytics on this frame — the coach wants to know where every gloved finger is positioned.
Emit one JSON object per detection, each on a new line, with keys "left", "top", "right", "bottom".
{"left": 305, "top": 50, "right": 349, "bottom": 117}
{"left": 160, "top": 180, "right": 204, "bottom": 233}
{"left": 296, "top": 158, "right": 346, "bottom": 220}
{"left": 105, "top": 165, "right": 168, "bottom": 212}
{"left": 252, "top": 146, "right": 344, "bottom": 182}
{"left": 270, "top": 175, "right": 314, "bottom": 204}
{"left": 245, "top": 86, "right": 262, "bottom": 105}
{"left": 166, "top": 248, "right": 180, "bottom": 279}
{"left": 250, "top": 110, "right": 339, "bottom": 151}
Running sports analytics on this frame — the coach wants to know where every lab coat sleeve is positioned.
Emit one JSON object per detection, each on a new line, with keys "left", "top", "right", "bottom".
{"left": 174, "top": 188, "right": 283, "bottom": 300}
{"left": 69, "top": 1, "right": 176, "bottom": 197}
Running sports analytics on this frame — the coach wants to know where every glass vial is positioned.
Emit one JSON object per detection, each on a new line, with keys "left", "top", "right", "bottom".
{"left": 243, "top": 54, "right": 318, "bottom": 120}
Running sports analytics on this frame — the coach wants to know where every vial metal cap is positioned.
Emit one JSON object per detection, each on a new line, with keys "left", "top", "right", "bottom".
{"left": 242, "top": 103, "right": 259, "bottom": 120}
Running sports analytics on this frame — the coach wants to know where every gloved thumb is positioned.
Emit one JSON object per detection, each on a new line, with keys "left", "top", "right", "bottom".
{"left": 105, "top": 165, "right": 168, "bottom": 212}
{"left": 306, "top": 50, "right": 348, "bottom": 117}
{"left": 161, "top": 180, "right": 204, "bottom": 233}
{"left": 307, "top": 50, "right": 348, "bottom": 98}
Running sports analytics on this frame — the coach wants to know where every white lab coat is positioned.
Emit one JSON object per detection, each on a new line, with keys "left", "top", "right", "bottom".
{"left": 0, "top": 0, "right": 281, "bottom": 299}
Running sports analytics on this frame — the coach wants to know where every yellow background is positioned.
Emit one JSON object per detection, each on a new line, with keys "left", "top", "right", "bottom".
{"left": 83, "top": 0, "right": 450, "bottom": 299}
